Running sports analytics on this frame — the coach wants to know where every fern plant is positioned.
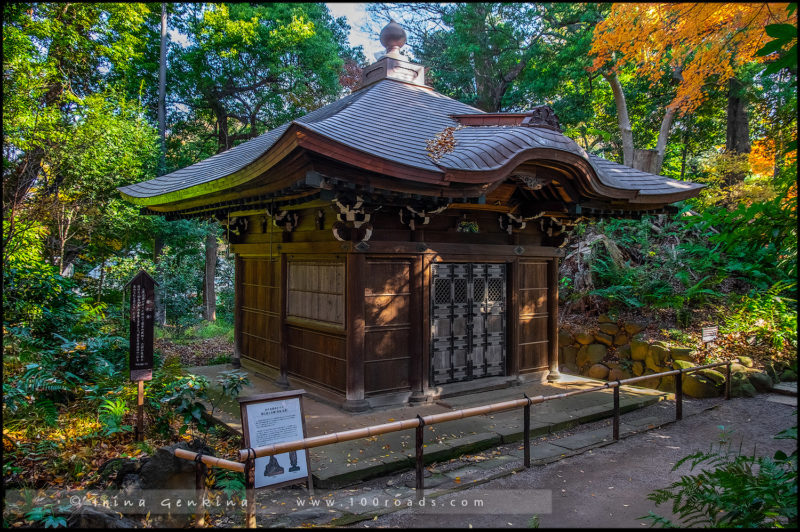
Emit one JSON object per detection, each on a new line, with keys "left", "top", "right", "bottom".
{"left": 643, "top": 423, "right": 798, "bottom": 528}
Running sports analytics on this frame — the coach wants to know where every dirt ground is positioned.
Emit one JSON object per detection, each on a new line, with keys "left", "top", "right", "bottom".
{"left": 351, "top": 393, "right": 797, "bottom": 528}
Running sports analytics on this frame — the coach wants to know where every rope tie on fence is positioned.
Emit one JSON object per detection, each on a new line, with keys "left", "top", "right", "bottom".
{"left": 524, "top": 393, "right": 532, "bottom": 406}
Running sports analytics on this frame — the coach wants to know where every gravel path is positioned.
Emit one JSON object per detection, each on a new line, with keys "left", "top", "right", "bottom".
{"left": 350, "top": 393, "right": 797, "bottom": 528}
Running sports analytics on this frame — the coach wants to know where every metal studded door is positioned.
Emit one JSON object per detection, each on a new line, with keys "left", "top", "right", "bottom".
{"left": 431, "top": 263, "right": 506, "bottom": 385}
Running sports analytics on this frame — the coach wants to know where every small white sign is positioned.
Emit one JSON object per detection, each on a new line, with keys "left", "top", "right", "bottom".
{"left": 702, "top": 326, "right": 718, "bottom": 343}
{"left": 244, "top": 397, "right": 308, "bottom": 489}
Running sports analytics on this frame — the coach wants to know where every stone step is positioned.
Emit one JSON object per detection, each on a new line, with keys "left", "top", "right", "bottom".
{"left": 772, "top": 382, "right": 797, "bottom": 397}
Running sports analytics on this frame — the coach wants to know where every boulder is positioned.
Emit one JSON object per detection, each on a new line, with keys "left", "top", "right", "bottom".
{"left": 637, "top": 371, "right": 661, "bottom": 389}
{"left": 559, "top": 330, "right": 575, "bottom": 349}
{"left": 139, "top": 440, "right": 214, "bottom": 491}
{"left": 624, "top": 321, "right": 646, "bottom": 335}
{"left": 736, "top": 355, "right": 754, "bottom": 368}
{"left": 762, "top": 361, "right": 781, "bottom": 384}
{"left": 730, "top": 363, "right": 749, "bottom": 375}
{"left": 672, "top": 359, "right": 696, "bottom": 370}
{"left": 632, "top": 361, "right": 645, "bottom": 377}
{"left": 730, "top": 374, "right": 757, "bottom": 397}
{"left": 68, "top": 505, "right": 138, "bottom": 529}
{"left": 658, "top": 375, "right": 676, "bottom": 393}
{"left": 598, "top": 313, "right": 614, "bottom": 324}
{"left": 670, "top": 347, "right": 694, "bottom": 362}
{"left": 631, "top": 339, "right": 649, "bottom": 361}
{"left": 595, "top": 332, "right": 613, "bottom": 346}
{"left": 698, "top": 369, "right": 726, "bottom": 385}
{"left": 599, "top": 322, "right": 620, "bottom": 336}
{"left": 646, "top": 344, "right": 670, "bottom": 372}
{"left": 608, "top": 367, "right": 632, "bottom": 381}
{"left": 617, "top": 344, "right": 632, "bottom": 360}
{"left": 587, "top": 364, "right": 610, "bottom": 380}
{"left": 682, "top": 374, "right": 720, "bottom": 398}
{"left": 613, "top": 333, "right": 628, "bottom": 346}
{"left": 560, "top": 363, "right": 579, "bottom": 375}
{"left": 577, "top": 344, "right": 606, "bottom": 368}
{"left": 747, "top": 371, "right": 773, "bottom": 392}
{"left": 575, "top": 332, "right": 594, "bottom": 345}
{"left": 780, "top": 369, "right": 797, "bottom": 382}
{"left": 562, "top": 346, "right": 578, "bottom": 367}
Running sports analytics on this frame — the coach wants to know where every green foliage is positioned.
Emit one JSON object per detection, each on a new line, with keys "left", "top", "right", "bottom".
{"left": 98, "top": 397, "right": 132, "bottom": 437}
{"left": 725, "top": 281, "right": 798, "bottom": 349}
{"left": 643, "top": 423, "right": 798, "bottom": 528}
{"left": 214, "top": 469, "right": 246, "bottom": 499}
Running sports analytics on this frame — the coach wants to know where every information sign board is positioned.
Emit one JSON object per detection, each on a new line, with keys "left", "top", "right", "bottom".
{"left": 239, "top": 390, "right": 313, "bottom": 490}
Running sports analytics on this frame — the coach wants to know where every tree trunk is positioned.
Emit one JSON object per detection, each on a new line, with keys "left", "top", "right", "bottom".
{"left": 97, "top": 257, "right": 106, "bottom": 303}
{"left": 153, "top": 234, "right": 166, "bottom": 326}
{"left": 725, "top": 77, "right": 750, "bottom": 186}
{"left": 650, "top": 106, "right": 677, "bottom": 175}
{"left": 604, "top": 72, "right": 634, "bottom": 166}
{"left": 202, "top": 225, "right": 217, "bottom": 322}
{"left": 158, "top": 2, "right": 167, "bottom": 175}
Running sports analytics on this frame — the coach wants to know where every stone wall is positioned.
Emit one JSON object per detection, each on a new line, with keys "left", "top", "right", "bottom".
{"left": 557, "top": 315, "right": 790, "bottom": 398}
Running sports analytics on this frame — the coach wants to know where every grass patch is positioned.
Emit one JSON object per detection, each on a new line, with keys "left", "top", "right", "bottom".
{"left": 155, "top": 319, "right": 234, "bottom": 344}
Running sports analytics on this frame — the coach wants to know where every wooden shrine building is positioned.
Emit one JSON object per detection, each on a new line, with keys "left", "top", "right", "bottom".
{"left": 119, "top": 21, "right": 703, "bottom": 411}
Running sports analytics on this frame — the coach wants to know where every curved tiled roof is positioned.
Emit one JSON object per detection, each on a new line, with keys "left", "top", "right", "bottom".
{"left": 119, "top": 77, "right": 702, "bottom": 205}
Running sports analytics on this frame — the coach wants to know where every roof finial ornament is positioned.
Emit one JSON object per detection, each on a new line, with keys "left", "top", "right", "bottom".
{"left": 380, "top": 19, "right": 406, "bottom": 59}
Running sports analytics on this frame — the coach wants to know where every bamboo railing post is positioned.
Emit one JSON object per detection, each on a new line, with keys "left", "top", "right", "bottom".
{"left": 612, "top": 383, "right": 620, "bottom": 441}
{"left": 194, "top": 457, "right": 207, "bottom": 527}
{"left": 136, "top": 380, "right": 144, "bottom": 442}
{"left": 523, "top": 394, "right": 531, "bottom": 468}
{"left": 415, "top": 415, "right": 425, "bottom": 498}
{"left": 675, "top": 370, "right": 683, "bottom": 421}
{"left": 244, "top": 456, "right": 256, "bottom": 528}
{"left": 725, "top": 362, "right": 731, "bottom": 400}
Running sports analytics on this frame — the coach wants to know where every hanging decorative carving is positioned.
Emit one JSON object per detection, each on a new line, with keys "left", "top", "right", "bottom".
{"left": 273, "top": 210, "right": 300, "bottom": 232}
{"left": 398, "top": 202, "right": 447, "bottom": 231}
{"left": 539, "top": 216, "right": 569, "bottom": 248}
{"left": 332, "top": 194, "right": 373, "bottom": 243}
{"left": 221, "top": 216, "right": 249, "bottom": 244}
{"left": 498, "top": 212, "right": 545, "bottom": 235}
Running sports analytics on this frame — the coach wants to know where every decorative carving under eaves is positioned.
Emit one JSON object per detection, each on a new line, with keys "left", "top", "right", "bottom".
{"left": 222, "top": 216, "right": 248, "bottom": 244}
{"left": 514, "top": 171, "right": 551, "bottom": 191}
{"left": 332, "top": 194, "right": 373, "bottom": 243}
{"left": 521, "top": 105, "right": 562, "bottom": 132}
{"left": 273, "top": 210, "right": 300, "bottom": 232}
{"left": 399, "top": 203, "right": 447, "bottom": 231}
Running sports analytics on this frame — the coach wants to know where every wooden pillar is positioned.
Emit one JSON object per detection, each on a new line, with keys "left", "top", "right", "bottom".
{"left": 546, "top": 257, "right": 561, "bottom": 381}
{"left": 343, "top": 252, "right": 369, "bottom": 411}
{"left": 276, "top": 253, "right": 289, "bottom": 387}
{"left": 233, "top": 254, "right": 242, "bottom": 368}
{"left": 508, "top": 258, "right": 519, "bottom": 378}
{"left": 409, "top": 255, "right": 426, "bottom": 403}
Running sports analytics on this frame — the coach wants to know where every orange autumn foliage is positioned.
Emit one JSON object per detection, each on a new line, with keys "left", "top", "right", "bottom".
{"left": 589, "top": 3, "right": 795, "bottom": 114}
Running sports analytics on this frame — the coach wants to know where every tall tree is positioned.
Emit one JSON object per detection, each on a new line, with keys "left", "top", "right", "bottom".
{"left": 3, "top": 3, "right": 157, "bottom": 271}
{"left": 368, "top": 3, "right": 604, "bottom": 113}
{"left": 589, "top": 2, "right": 795, "bottom": 175}
{"left": 167, "top": 3, "right": 358, "bottom": 321}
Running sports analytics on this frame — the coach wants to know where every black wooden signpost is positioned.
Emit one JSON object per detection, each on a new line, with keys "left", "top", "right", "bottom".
{"left": 126, "top": 270, "right": 157, "bottom": 441}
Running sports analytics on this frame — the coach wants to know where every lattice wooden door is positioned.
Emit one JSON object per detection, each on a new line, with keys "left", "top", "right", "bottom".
{"left": 431, "top": 263, "right": 506, "bottom": 385}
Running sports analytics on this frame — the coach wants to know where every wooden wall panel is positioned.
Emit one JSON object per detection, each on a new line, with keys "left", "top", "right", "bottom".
{"left": 287, "top": 261, "right": 345, "bottom": 325}
{"left": 240, "top": 257, "right": 280, "bottom": 368}
{"left": 286, "top": 326, "right": 346, "bottom": 393}
{"left": 363, "top": 259, "right": 412, "bottom": 395}
{"left": 518, "top": 261, "right": 549, "bottom": 373}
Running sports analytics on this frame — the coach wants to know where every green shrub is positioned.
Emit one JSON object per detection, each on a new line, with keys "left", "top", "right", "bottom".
{"left": 642, "top": 423, "right": 798, "bottom": 528}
